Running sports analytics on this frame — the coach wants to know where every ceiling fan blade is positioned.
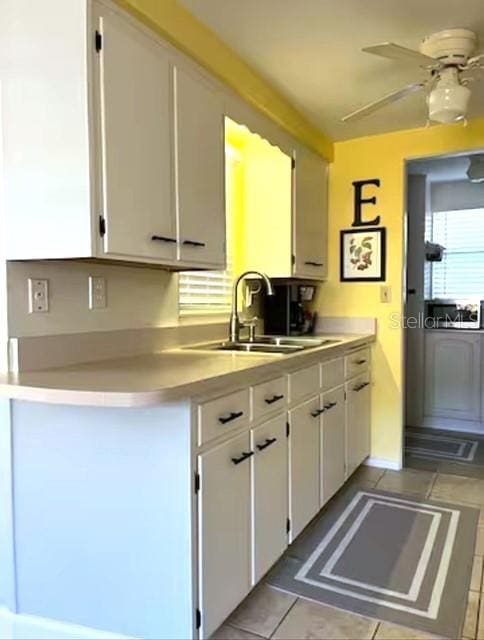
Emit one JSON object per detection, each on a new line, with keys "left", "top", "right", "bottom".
{"left": 363, "top": 43, "right": 440, "bottom": 68}
{"left": 466, "top": 52, "right": 484, "bottom": 67}
{"left": 342, "top": 82, "right": 427, "bottom": 123}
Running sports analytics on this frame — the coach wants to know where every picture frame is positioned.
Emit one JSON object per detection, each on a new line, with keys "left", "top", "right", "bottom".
{"left": 340, "top": 227, "right": 386, "bottom": 282}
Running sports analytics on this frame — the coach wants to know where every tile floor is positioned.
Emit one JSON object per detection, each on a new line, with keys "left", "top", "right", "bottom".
{"left": 211, "top": 467, "right": 484, "bottom": 640}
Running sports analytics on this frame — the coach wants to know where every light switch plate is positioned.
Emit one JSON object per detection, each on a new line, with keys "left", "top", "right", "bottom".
{"left": 28, "top": 278, "right": 49, "bottom": 313}
{"left": 380, "top": 285, "right": 392, "bottom": 303}
{"left": 89, "top": 276, "right": 107, "bottom": 309}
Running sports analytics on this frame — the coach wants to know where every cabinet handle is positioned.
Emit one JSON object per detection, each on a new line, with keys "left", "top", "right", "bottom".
{"left": 324, "top": 401, "right": 337, "bottom": 410}
{"left": 218, "top": 411, "right": 244, "bottom": 425}
{"left": 264, "top": 394, "right": 284, "bottom": 405}
{"left": 354, "top": 382, "right": 369, "bottom": 392}
{"left": 311, "top": 408, "right": 325, "bottom": 418}
{"left": 183, "top": 240, "right": 206, "bottom": 247}
{"left": 256, "top": 437, "right": 277, "bottom": 452}
{"left": 231, "top": 451, "right": 254, "bottom": 465}
{"left": 355, "top": 358, "right": 367, "bottom": 365}
{"left": 304, "top": 261, "right": 324, "bottom": 267}
{"left": 151, "top": 235, "right": 177, "bottom": 243}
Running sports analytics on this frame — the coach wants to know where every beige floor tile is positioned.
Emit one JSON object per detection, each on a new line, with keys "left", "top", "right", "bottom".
{"left": 350, "top": 465, "right": 386, "bottom": 488}
{"left": 376, "top": 469, "right": 435, "bottom": 497}
{"left": 462, "top": 591, "right": 480, "bottom": 639}
{"left": 476, "top": 529, "right": 484, "bottom": 557}
{"left": 471, "top": 556, "right": 483, "bottom": 592}
{"left": 211, "top": 623, "right": 263, "bottom": 639}
{"left": 271, "top": 599, "right": 378, "bottom": 639}
{"left": 431, "top": 475, "right": 484, "bottom": 508}
{"left": 227, "top": 585, "right": 296, "bottom": 638}
{"left": 374, "top": 621, "right": 443, "bottom": 639}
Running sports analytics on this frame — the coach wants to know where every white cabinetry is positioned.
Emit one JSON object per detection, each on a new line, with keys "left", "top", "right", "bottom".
{"left": 320, "top": 386, "right": 346, "bottom": 506}
{"left": 3, "top": 0, "right": 226, "bottom": 270}
{"left": 346, "top": 373, "right": 371, "bottom": 477}
{"left": 424, "top": 331, "right": 481, "bottom": 421}
{"left": 251, "top": 415, "right": 288, "bottom": 584}
{"left": 288, "top": 395, "right": 321, "bottom": 540}
{"left": 293, "top": 146, "right": 328, "bottom": 280}
{"left": 174, "top": 66, "right": 225, "bottom": 268}
{"left": 97, "top": 7, "right": 175, "bottom": 262}
{"left": 198, "top": 431, "right": 252, "bottom": 638}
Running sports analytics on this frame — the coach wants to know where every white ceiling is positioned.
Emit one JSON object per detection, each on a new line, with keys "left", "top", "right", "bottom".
{"left": 179, "top": 0, "right": 484, "bottom": 141}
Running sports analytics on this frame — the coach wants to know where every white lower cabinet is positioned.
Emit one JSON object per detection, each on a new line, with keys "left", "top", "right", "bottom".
{"left": 424, "top": 331, "right": 481, "bottom": 421}
{"left": 346, "top": 373, "right": 371, "bottom": 477}
{"left": 320, "top": 386, "right": 346, "bottom": 506}
{"left": 251, "top": 415, "right": 288, "bottom": 584}
{"left": 288, "top": 395, "right": 321, "bottom": 540}
{"left": 198, "top": 431, "right": 252, "bottom": 638}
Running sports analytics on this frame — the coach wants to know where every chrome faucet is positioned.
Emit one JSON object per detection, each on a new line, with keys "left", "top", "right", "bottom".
{"left": 229, "top": 271, "right": 274, "bottom": 343}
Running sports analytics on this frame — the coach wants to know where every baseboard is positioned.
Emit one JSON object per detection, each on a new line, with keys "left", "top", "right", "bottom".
{"left": 0, "top": 607, "right": 132, "bottom": 640}
{"left": 364, "top": 457, "right": 402, "bottom": 471}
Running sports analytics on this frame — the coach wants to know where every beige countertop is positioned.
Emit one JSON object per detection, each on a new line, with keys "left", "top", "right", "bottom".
{"left": 0, "top": 334, "right": 374, "bottom": 407}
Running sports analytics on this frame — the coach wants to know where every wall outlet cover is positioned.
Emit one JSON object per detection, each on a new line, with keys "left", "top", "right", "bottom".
{"left": 89, "top": 276, "right": 107, "bottom": 310}
{"left": 28, "top": 278, "right": 49, "bottom": 313}
{"left": 380, "top": 285, "right": 392, "bottom": 303}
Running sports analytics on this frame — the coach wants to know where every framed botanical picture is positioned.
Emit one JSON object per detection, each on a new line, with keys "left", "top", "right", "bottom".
{"left": 340, "top": 227, "right": 386, "bottom": 282}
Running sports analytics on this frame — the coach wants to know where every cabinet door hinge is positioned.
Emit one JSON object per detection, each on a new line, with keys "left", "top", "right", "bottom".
{"left": 194, "top": 472, "right": 200, "bottom": 494}
{"left": 286, "top": 421, "right": 290, "bottom": 437}
{"left": 344, "top": 390, "right": 347, "bottom": 401}
{"left": 99, "top": 216, "right": 106, "bottom": 238}
{"left": 95, "top": 30, "right": 103, "bottom": 53}
{"left": 196, "top": 608, "right": 202, "bottom": 630}
{"left": 291, "top": 157, "right": 296, "bottom": 170}
{"left": 286, "top": 518, "right": 291, "bottom": 534}
{"left": 291, "top": 254, "right": 295, "bottom": 266}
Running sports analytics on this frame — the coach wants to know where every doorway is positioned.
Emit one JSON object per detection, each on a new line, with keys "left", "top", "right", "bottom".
{"left": 404, "top": 151, "right": 484, "bottom": 479}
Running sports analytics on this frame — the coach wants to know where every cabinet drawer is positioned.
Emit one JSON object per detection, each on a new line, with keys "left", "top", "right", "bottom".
{"left": 198, "top": 388, "right": 250, "bottom": 445}
{"left": 251, "top": 377, "right": 287, "bottom": 422}
{"left": 345, "top": 347, "right": 370, "bottom": 379}
{"left": 321, "top": 358, "right": 344, "bottom": 392}
{"left": 288, "top": 364, "right": 320, "bottom": 404}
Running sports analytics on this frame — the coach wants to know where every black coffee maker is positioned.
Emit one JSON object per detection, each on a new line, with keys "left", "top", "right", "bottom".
{"left": 263, "top": 283, "right": 316, "bottom": 336}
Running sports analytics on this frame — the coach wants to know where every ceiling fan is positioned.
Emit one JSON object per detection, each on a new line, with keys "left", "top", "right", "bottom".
{"left": 342, "top": 29, "right": 484, "bottom": 125}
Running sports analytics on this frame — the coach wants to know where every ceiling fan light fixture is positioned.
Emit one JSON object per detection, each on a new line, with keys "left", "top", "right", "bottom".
{"left": 427, "top": 69, "right": 471, "bottom": 124}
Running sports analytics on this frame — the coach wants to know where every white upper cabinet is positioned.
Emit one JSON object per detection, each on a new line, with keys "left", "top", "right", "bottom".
{"left": 293, "top": 146, "right": 328, "bottom": 280}
{"left": 97, "top": 8, "right": 176, "bottom": 262}
{"left": 3, "top": 0, "right": 226, "bottom": 270}
{"left": 174, "top": 67, "right": 226, "bottom": 268}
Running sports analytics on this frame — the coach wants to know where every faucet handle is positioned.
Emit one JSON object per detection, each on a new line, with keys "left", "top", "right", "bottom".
{"left": 242, "top": 316, "right": 258, "bottom": 342}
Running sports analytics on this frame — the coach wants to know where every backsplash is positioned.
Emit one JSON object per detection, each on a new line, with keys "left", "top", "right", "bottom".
{"left": 7, "top": 261, "right": 181, "bottom": 337}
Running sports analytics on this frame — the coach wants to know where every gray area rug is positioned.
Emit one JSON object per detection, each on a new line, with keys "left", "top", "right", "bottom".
{"left": 406, "top": 427, "right": 484, "bottom": 479}
{"left": 267, "top": 486, "right": 478, "bottom": 639}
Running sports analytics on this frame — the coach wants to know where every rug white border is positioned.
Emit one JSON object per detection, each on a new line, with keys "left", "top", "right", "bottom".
{"left": 295, "top": 491, "right": 460, "bottom": 620}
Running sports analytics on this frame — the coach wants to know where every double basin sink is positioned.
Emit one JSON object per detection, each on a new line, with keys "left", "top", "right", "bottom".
{"left": 186, "top": 336, "right": 341, "bottom": 355}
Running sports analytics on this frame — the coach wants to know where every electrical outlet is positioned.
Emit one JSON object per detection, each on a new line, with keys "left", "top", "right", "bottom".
{"left": 89, "top": 276, "right": 107, "bottom": 309}
{"left": 28, "top": 279, "right": 49, "bottom": 313}
{"left": 380, "top": 285, "right": 392, "bottom": 303}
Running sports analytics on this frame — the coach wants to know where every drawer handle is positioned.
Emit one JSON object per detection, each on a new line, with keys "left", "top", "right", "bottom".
{"left": 265, "top": 394, "right": 284, "bottom": 405}
{"left": 183, "top": 239, "right": 206, "bottom": 247}
{"left": 324, "top": 401, "right": 337, "bottom": 410}
{"left": 304, "top": 261, "right": 324, "bottom": 267}
{"left": 219, "top": 411, "right": 244, "bottom": 425}
{"left": 256, "top": 437, "right": 277, "bottom": 452}
{"left": 311, "top": 408, "right": 325, "bottom": 418}
{"left": 231, "top": 451, "right": 254, "bottom": 465}
{"left": 354, "top": 382, "right": 369, "bottom": 392}
{"left": 151, "top": 235, "right": 177, "bottom": 243}
{"left": 355, "top": 358, "right": 367, "bottom": 365}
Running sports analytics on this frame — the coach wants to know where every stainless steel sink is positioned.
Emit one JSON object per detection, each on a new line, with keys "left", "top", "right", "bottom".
{"left": 184, "top": 336, "right": 341, "bottom": 354}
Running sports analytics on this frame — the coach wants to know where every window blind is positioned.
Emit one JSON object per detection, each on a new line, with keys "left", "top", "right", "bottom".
{"left": 430, "top": 208, "right": 484, "bottom": 299}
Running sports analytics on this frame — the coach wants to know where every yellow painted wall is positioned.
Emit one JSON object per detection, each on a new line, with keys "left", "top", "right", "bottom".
{"left": 317, "top": 117, "right": 484, "bottom": 466}
{"left": 114, "top": 0, "right": 333, "bottom": 161}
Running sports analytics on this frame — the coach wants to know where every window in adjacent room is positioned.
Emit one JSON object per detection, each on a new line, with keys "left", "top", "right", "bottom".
{"left": 429, "top": 207, "right": 484, "bottom": 298}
